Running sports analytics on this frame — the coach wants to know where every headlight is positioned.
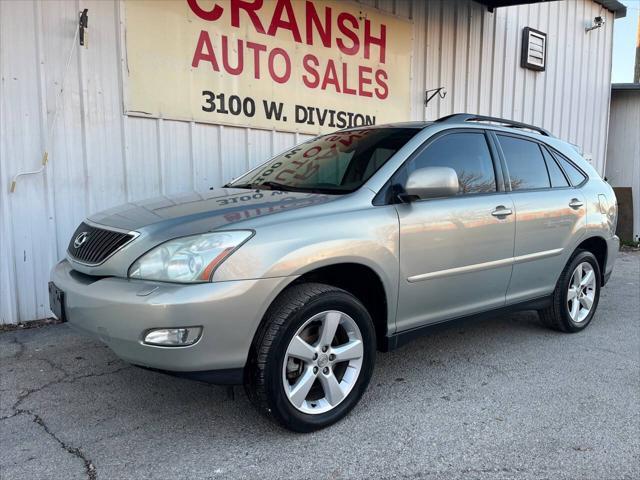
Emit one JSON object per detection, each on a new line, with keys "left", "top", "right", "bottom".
{"left": 129, "top": 231, "right": 253, "bottom": 283}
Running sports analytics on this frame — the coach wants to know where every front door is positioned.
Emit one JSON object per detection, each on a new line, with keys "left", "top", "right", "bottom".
{"left": 394, "top": 131, "right": 516, "bottom": 332}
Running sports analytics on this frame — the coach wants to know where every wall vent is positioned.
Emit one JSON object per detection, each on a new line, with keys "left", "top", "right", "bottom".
{"left": 521, "top": 27, "right": 547, "bottom": 71}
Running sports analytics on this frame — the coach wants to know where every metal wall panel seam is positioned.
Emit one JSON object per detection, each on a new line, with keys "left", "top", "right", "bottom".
{"left": 571, "top": 2, "right": 594, "bottom": 145}
{"left": 0, "top": 0, "right": 18, "bottom": 323}
{"left": 190, "top": 122, "right": 197, "bottom": 192}
{"left": 600, "top": 15, "right": 615, "bottom": 176}
{"left": 33, "top": 0, "right": 58, "bottom": 318}
{"left": 115, "top": 0, "right": 130, "bottom": 202}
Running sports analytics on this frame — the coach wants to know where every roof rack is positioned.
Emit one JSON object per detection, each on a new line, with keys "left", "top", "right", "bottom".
{"left": 435, "top": 113, "right": 553, "bottom": 137}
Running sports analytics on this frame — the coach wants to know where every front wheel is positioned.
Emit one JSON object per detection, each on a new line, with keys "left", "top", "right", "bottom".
{"left": 245, "top": 283, "right": 376, "bottom": 432}
{"left": 538, "top": 250, "right": 601, "bottom": 333}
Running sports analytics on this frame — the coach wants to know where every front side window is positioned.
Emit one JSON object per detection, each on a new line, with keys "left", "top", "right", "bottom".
{"left": 229, "top": 128, "right": 419, "bottom": 194}
{"left": 497, "top": 135, "right": 550, "bottom": 190}
{"left": 404, "top": 132, "right": 497, "bottom": 195}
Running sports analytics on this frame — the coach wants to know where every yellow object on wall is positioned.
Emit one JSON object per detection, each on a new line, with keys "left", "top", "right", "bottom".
{"left": 123, "top": 0, "right": 412, "bottom": 135}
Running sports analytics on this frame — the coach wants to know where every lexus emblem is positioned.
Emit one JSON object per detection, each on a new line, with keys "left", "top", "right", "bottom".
{"left": 73, "top": 232, "right": 89, "bottom": 249}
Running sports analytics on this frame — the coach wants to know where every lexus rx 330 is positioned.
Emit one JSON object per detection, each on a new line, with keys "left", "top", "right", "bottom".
{"left": 50, "top": 114, "right": 619, "bottom": 432}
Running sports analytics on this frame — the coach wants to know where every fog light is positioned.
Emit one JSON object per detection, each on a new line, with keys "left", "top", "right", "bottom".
{"left": 143, "top": 327, "right": 202, "bottom": 346}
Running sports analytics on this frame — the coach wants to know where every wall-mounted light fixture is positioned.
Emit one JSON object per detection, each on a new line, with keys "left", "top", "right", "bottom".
{"left": 585, "top": 16, "right": 605, "bottom": 32}
{"left": 521, "top": 27, "right": 547, "bottom": 71}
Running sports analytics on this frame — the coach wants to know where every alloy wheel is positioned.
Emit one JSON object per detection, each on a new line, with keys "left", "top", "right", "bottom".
{"left": 567, "top": 261, "right": 596, "bottom": 323}
{"left": 282, "top": 310, "right": 364, "bottom": 415}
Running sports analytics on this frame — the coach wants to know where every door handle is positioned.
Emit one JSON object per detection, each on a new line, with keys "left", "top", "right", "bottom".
{"left": 491, "top": 206, "right": 513, "bottom": 217}
{"left": 568, "top": 198, "right": 584, "bottom": 209}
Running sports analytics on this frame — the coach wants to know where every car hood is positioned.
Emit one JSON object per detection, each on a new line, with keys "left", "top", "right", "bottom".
{"left": 88, "top": 188, "right": 337, "bottom": 232}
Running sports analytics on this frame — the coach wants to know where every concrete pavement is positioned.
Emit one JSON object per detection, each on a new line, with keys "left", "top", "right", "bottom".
{"left": 1, "top": 251, "right": 638, "bottom": 479}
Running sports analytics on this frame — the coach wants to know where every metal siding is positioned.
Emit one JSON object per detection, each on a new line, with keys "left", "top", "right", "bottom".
{"left": 466, "top": 3, "right": 482, "bottom": 115}
{"left": 394, "top": 0, "right": 412, "bottom": 19}
{"left": 410, "top": 0, "right": 426, "bottom": 120}
{"left": 220, "top": 126, "right": 249, "bottom": 183}
{"left": 123, "top": 116, "right": 162, "bottom": 201}
{"left": 410, "top": 0, "right": 613, "bottom": 172}
{"left": 273, "top": 131, "right": 300, "bottom": 157}
{"left": 423, "top": 0, "right": 442, "bottom": 120}
{"left": 1, "top": 0, "right": 53, "bottom": 323}
{"left": 0, "top": 0, "right": 617, "bottom": 323}
{"left": 453, "top": 1, "right": 470, "bottom": 113}
{"left": 605, "top": 91, "right": 640, "bottom": 241}
{"left": 477, "top": 3, "right": 496, "bottom": 116}
{"left": 80, "top": 0, "right": 128, "bottom": 214}
{"left": 543, "top": 0, "right": 560, "bottom": 131}
{"left": 0, "top": 0, "right": 17, "bottom": 325}
{"left": 192, "top": 124, "right": 217, "bottom": 192}
{"left": 519, "top": 4, "right": 532, "bottom": 125}
{"left": 440, "top": 3, "right": 456, "bottom": 117}
{"left": 161, "top": 120, "right": 193, "bottom": 194}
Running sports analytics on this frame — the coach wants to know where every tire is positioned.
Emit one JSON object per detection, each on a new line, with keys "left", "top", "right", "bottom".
{"left": 538, "top": 250, "right": 601, "bottom": 333}
{"left": 245, "top": 282, "right": 376, "bottom": 432}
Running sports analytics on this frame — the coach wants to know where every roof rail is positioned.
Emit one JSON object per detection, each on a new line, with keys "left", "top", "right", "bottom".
{"left": 435, "top": 113, "right": 553, "bottom": 137}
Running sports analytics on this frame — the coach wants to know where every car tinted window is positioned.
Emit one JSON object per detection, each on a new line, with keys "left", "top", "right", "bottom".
{"left": 497, "top": 135, "right": 550, "bottom": 190}
{"left": 229, "top": 128, "right": 419, "bottom": 194}
{"left": 541, "top": 147, "right": 569, "bottom": 187}
{"left": 552, "top": 152, "right": 587, "bottom": 186}
{"left": 407, "top": 132, "right": 497, "bottom": 194}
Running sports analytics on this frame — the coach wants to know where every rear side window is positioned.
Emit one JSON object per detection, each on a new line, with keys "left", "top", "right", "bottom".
{"left": 408, "top": 132, "right": 496, "bottom": 194}
{"left": 541, "top": 147, "right": 569, "bottom": 187}
{"left": 497, "top": 135, "right": 550, "bottom": 190}
{"left": 552, "top": 152, "right": 587, "bottom": 186}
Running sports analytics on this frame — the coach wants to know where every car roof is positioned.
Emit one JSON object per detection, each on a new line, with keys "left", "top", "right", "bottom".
{"left": 340, "top": 121, "right": 432, "bottom": 131}
{"left": 348, "top": 115, "right": 553, "bottom": 137}
{"left": 344, "top": 116, "right": 585, "bottom": 164}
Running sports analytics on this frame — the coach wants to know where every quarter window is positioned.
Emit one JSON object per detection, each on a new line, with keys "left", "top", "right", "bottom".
{"left": 497, "top": 135, "right": 550, "bottom": 190}
{"left": 552, "top": 152, "right": 587, "bottom": 186}
{"left": 407, "top": 132, "right": 497, "bottom": 195}
{"left": 541, "top": 147, "right": 569, "bottom": 188}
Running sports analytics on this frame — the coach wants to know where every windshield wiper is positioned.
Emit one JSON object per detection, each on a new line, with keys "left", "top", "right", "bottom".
{"left": 228, "top": 181, "right": 344, "bottom": 194}
{"left": 256, "top": 181, "right": 300, "bottom": 191}
{"left": 229, "top": 181, "right": 299, "bottom": 192}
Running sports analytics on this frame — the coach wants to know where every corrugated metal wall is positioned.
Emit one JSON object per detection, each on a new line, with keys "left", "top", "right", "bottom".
{"left": 0, "top": 0, "right": 615, "bottom": 324}
{"left": 605, "top": 90, "right": 640, "bottom": 241}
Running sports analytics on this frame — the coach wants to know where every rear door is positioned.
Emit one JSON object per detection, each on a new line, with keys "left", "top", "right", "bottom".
{"left": 394, "top": 130, "right": 515, "bottom": 331}
{"left": 492, "top": 133, "right": 587, "bottom": 304}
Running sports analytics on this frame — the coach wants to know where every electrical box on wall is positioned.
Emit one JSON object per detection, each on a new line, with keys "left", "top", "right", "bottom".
{"left": 521, "top": 27, "right": 547, "bottom": 71}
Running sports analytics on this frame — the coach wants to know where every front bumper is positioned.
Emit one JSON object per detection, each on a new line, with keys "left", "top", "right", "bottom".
{"left": 51, "top": 260, "right": 294, "bottom": 378}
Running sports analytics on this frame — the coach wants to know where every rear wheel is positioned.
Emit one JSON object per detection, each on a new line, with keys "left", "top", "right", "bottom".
{"left": 245, "top": 283, "right": 376, "bottom": 432}
{"left": 538, "top": 250, "right": 601, "bottom": 332}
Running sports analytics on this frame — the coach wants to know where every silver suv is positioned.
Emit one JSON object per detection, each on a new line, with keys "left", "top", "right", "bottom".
{"left": 50, "top": 114, "right": 619, "bottom": 431}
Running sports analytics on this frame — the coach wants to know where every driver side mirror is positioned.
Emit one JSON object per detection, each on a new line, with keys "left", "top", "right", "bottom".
{"left": 401, "top": 166, "right": 459, "bottom": 201}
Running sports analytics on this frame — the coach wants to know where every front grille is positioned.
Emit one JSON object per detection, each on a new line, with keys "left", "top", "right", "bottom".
{"left": 67, "top": 222, "right": 135, "bottom": 265}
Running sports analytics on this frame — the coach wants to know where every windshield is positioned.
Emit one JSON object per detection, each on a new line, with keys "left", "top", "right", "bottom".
{"left": 228, "top": 128, "right": 419, "bottom": 194}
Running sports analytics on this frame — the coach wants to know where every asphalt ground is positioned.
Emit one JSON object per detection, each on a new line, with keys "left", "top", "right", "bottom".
{"left": 1, "top": 251, "right": 638, "bottom": 480}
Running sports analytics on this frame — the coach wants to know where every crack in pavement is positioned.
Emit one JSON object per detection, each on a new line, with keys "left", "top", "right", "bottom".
{"left": 1, "top": 335, "right": 134, "bottom": 480}
{"left": 2, "top": 377, "right": 66, "bottom": 421}
{"left": 3, "top": 346, "right": 133, "bottom": 416}
{"left": 37, "top": 357, "right": 72, "bottom": 377}
{"left": 12, "top": 409, "right": 97, "bottom": 480}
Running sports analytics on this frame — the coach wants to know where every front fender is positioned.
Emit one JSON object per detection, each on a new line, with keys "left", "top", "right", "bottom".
{"left": 214, "top": 206, "right": 400, "bottom": 324}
